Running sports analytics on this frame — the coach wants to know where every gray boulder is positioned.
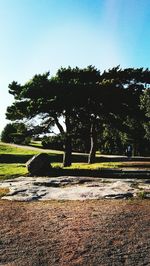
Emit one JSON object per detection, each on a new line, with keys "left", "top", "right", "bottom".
{"left": 26, "top": 153, "right": 52, "bottom": 176}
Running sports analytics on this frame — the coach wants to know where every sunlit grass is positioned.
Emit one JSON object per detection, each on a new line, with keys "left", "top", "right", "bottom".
{"left": 52, "top": 162, "right": 122, "bottom": 169}
{"left": 0, "top": 142, "right": 39, "bottom": 155}
{"left": 0, "top": 163, "right": 27, "bottom": 180}
{"left": 30, "top": 140, "right": 43, "bottom": 147}
{"left": 0, "top": 142, "right": 63, "bottom": 155}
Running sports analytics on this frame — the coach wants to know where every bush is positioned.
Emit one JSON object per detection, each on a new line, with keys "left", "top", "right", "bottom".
{"left": 1, "top": 123, "right": 31, "bottom": 145}
{"left": 1, "top": 124, "right": 16, "bottom": 143}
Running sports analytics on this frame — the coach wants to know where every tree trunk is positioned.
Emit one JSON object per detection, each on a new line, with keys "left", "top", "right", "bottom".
{"left": 63, "top": 134, "right": 72, "bottom": 166}
{"left": 88, "top": 121, "right": 97, "bottom": 164}
{"left": 53, "top": 115, "right": 64, "bottom": 134}
{"left": 63, "top": 115, "right": 72, "bottom": 167}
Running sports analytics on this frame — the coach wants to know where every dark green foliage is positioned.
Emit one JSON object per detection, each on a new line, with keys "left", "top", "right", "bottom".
{"left": 1, "top": 123, "right": 31, "bottom": 145}
{"left": 42, "top": 135, "right": 64, "bottom": 150}
{"left": 1, "top": 123, "right": 16, "bottom": 143}
{"left": 41, "top": 132, "right": 90, "bottom": 153}
{"left": 98, "top": 125, "right": 126, "bottom": 155}
{"left": 6, "top": 66, "right": 101, "bottom": 166}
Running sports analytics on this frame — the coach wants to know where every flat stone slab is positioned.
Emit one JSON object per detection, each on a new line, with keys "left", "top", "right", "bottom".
{"left": 1, "top": 176, "right": 150, "bottom": 201}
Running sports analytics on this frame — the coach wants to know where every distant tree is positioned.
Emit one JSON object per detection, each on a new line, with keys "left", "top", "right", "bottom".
{"left": 1, "top": 122, "right": 30, "bottom": 144}
{"left": 1, "top": 123, "right": 16, "bottom": 143}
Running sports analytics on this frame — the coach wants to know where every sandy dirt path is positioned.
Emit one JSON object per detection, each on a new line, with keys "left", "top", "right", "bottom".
{"left": 0, "top": 199, "right": 149, "bottom": 266}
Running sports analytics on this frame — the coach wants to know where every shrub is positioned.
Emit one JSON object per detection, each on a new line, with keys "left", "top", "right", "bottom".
{"left": 1, "top": 123, "right": 16, "bottom": 143}
{"left": 1, "top": 123, "right": 31, "bottom": 145}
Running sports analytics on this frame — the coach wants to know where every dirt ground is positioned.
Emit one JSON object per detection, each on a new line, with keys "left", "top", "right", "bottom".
{"left": 0, "top": 199, "right": 150, "bottom": 266}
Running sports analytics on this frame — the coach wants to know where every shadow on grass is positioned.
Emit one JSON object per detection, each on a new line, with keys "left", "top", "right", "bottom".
{"left": 1, "top": 153, "right": 150, "bottom": 164}
{"left": 0, "top": 154, "right": 63, "bottom": 163}
{"left": 49, "top": 168, "right": 114, "bottom": 177}
{"left": 31, "top": 167, "right": 150, "bottom": 179}
{"left": 0, "top": 153, "right": 89, "bottom": 164}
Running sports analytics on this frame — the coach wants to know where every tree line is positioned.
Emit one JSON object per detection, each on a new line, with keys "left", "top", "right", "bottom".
{"left": 2, "top": 65, "right": 150, "bottom": 166}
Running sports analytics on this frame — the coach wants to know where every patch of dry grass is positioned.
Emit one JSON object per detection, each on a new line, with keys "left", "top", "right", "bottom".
{"left": 0, "top": 187, "right": 9, "bottom": 197}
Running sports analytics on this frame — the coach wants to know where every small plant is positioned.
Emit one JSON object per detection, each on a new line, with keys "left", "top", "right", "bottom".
{"left": 0, "top": 188, "right": 9, "bottom": 197}
{"left": 137, "top": 191, "right": 147, "bottom": 199}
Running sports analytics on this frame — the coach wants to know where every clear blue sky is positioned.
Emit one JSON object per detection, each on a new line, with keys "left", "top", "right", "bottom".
{"left": 1, "top": 0, "right": 150, "bottom": 133}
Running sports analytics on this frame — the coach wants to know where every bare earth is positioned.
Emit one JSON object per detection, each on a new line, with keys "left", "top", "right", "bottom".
{"left": 0, "top": 199, "right": 150, "bottom": 266}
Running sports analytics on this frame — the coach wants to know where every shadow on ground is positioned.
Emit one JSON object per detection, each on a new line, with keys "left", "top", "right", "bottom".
{"left": 1, "top": 153, "right": 150, "bottom": 164}
{"left": 28, "top": 167, "right": 150, "bottom": 179}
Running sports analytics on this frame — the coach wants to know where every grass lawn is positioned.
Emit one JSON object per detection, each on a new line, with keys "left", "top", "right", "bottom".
{"left": 0, "top": 142, "right": 63, "bottom": 155}
{"left": 0, "top": 163, "right": 28, "bottom": 180}
{"left": 29, "top": 140, "right": 43, "bottom": 148}
{"left": 0, "top": 142, "right": 39, "bottom": 155}
{"left": 52, "top": 162, "right": 122, "bottom": 169}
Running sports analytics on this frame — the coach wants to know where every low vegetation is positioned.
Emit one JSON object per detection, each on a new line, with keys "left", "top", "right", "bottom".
{"left": 137, "top": 191, "right": 149, "bottom": 199}
{"left": 0, "top": 188, "right": 9, "bottom": 197}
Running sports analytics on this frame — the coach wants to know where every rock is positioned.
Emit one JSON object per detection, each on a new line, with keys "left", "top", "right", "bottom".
{"left": 1, "top": 177, "right": 149, "bottom": 201}
{"left": 26, "top": 153, "right": 52, "bottom": 176}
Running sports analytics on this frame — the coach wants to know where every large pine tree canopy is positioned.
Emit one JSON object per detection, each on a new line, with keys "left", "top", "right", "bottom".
{"left": 5, "top": 66, "right": 150, "bottom": 165}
